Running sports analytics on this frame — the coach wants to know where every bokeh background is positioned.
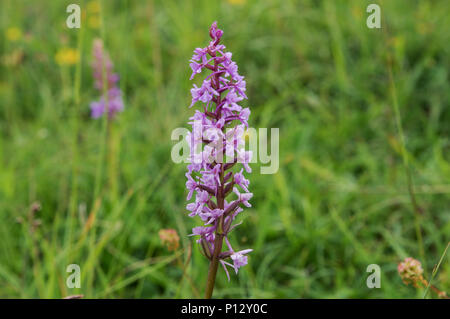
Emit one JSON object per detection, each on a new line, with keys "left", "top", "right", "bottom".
{"left": 0, "top": 0, "right": 449, "bottom": 298}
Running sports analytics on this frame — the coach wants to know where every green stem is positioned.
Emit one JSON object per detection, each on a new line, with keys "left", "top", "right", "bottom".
{"left": 380, "top": 8, "right": 425, "bottom": 266}
{"left": 66, "top": 0, "right": 84, "bottom": 262}
{"left": 387, "top": 63, "right": 425, "bottom": 266}
{"left": 88, "top": 0, "right": 109, "bottom": 296}
{"left": 423, "top": 242, "right": 449, "bottom": 299}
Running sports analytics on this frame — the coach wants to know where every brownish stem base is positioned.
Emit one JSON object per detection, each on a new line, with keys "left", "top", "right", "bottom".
{"left": 204, "top": 233, "right": 224, "bottom": 299}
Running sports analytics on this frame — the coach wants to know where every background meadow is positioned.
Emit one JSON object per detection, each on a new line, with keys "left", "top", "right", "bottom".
{"left": 0, "top": 0, "right": 449, "bottom": 298}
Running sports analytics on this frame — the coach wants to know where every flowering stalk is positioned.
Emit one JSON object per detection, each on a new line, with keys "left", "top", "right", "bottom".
{"left": 185, "top": 22, "right": 253, "bottom": 298}
{"left": 89, "top": 38, "right": 124, "bottom": 202}
{"left": 90, "top": 38, "right": 124, "bottom": 119}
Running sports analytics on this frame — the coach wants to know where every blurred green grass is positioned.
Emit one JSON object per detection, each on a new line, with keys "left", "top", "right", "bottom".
{"left": 0, "top": 0, "right": 449, "bottom": 298}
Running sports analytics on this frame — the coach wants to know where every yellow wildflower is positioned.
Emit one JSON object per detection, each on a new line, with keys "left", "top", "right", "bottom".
{"left": 228, "top": 0, "right": 246, "bottom": 5}
{"left": 6, "top": 27, "right": 22, "bottom": 41}
{"left": 55, "top": 48, "right": 79, "bottom": 66}
{"left": 87, "top": 0, "right": 101, "bottom": 13}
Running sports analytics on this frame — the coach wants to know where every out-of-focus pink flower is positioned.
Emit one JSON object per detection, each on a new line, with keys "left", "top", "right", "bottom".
{"left": 89, "top": 38, "right": 124, "bottom": 119}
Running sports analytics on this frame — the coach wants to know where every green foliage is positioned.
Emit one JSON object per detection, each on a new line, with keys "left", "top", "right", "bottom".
{"left": 0, "top": 0, "right": 448, "bottom": 298}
